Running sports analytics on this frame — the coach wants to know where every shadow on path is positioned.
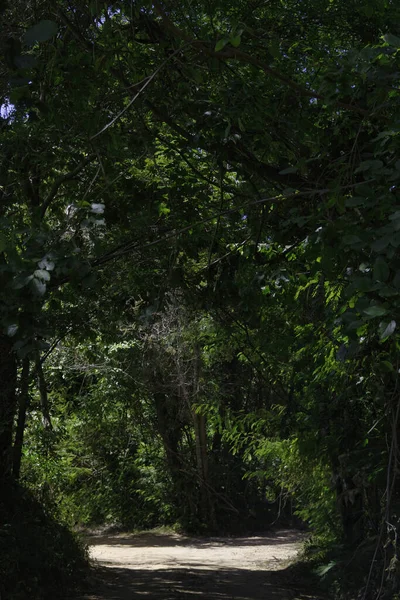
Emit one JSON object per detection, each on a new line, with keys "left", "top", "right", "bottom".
{"left": 81, "top": 565, "right": 321, "bottom": 600}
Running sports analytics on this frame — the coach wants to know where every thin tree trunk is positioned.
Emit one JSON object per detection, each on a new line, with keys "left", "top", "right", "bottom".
{"left": 198, "top": 413, "right": 208, "bottom": 480}
{"left": 35, "top": 353, "right": 52, "bottom": 430}
{"left": 0, "top": 334, "right": 18, "bottom": 481}
{"left": 154, "top": 392, "right": 181, "bottom": 475}
{"left": 191, "top": 346, "right": 215, "bottom": 527}
{"left": 12, "top": 357, "right": 30, "bottom": 479}
{"left": 193, "top": 410, "right": 204, "bottom": 479}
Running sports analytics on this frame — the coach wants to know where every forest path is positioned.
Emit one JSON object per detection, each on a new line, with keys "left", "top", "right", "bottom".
{"left": 79, "top": 529, "right": 322, "bottom": 600}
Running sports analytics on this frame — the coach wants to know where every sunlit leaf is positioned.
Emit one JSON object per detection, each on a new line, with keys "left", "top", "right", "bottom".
{"left": 91, "top": 203, "right": 105, "bottom": 214}
{"left": 38, "top": 256, "right": 55, "bottom": 271}
{"left": 383, "top": 33, "right": 400, "bottom": 48}
{"left": 315, "top": 561, "right": 336, "bottom": 577}
{"left": 34, "top": 269, "right": 51, "bottom": 281}
{"left": 7, "top": 324, "right": 18, "bottom": 337}
{"left": 31, "top": 278, "right": 46, "bottom": 296}
{"left": 380, "top": 320, "right": 396, "bottom": 340}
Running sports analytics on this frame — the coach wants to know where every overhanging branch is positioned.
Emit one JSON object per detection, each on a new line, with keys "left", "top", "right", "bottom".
{"left": 41, "top": 154, "right": 97, "bottom": 218}
{"left": 153, "top": 1, "right": 369, "bottom": 117}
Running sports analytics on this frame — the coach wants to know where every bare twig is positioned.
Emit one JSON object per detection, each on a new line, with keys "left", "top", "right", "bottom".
{"left": 90, "top": 43, "right": 192, "bottom": 140}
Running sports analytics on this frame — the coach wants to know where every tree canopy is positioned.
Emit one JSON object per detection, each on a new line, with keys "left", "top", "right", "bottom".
{"left": 2, "top": 1, "right": 400, "bottom": 598}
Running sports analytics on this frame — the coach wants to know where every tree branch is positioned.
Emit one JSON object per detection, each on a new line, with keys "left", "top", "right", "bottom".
{"left": 91, "top": 180, "right": 368, "bottom": 268}
{"left": 41, "top": 154, "right": 96, "bottom": 218}
{"left": 153, "top": 1, "right": 369, "bottom": 117}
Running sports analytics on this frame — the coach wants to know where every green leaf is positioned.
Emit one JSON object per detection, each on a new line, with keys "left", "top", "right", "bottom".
{"left": 215, "top": 38, "right": 229, "bottom": 52}
{"left": 14, "top": 55, "right": 37, "bottom": 69}
{"left": 7, "top": 324, "right": 18, "bottom": 337}
{"left": 380, "top": 320, "right": 396, "bottom": 340}
{"left": 379, "top": 360, "right": 395, "bottom": 372}
{"left": 11, "top": 274, "right": 34, "bottom": 289}
{"left": 393, "top": 271, "right": 400, "bottom": 288}
{"left": 364, "top": 305, "right": 388, "bottom": 317}
{"left": 371, "top": 236, "right": 391, "bottom": 252}
{"left": 31, "top": 278, "right": 46, "bottom": 296}
{"left": 24, "top": 20, "right": 58, "bottom": 45}
{"left": 91, "top": 203, "right": 105, "bottom": 214}
{"left": 34, "top": 269, "right": 51, "bottom": 281}
{"left": 238, "top": 117, "right": 245, "bottom": 132}
{"left": 378, "top": 286, "right": 398, "bottom": 298}
{"left": 389, "top": 232, "right": 400, "bottom": 248}
{"left": 373, "top": 257, "right": 390, "bottom": 282}
{"left": 345, "top": 197, "right": 365, "bottom": 207}
{"left": 351, "top": 276, "right": 372, "bottom": 292}
{"left": 383, "top": 33, "right": 400, "bottom": 48}
{"left": 354, "top": 160, "right": 383, "bottom": 173}
{"left": 279, "top": 167, "right": 298, "bottom": 175}
{"left": 230, "top": 35, "right": 241, "bottom": 48}
{"left": 158, "top": 202, "right": 171, "bottom": 216}
{"left": 315, "top": 561, "right": 336, "bottom": 577}
{"left": 343, "top": 234, "right": 361, "bottom": 245}
{"left": 224, "top": 122, "right": 231, "bottom": 138}
{"left": 38, "top": 256, "right": 55, "bottom": 271}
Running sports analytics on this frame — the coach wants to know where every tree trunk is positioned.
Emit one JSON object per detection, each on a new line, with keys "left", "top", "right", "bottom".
{"left": 335, "top": 474, "right": 364, "bottom": 545}
{"left": 12, "top": 357, "right": 30, "bottom": 479}
{"left": 0, "top": 334, "right": 17, "bottom": 481}
{"left": 191, "top": 347, "right": 215, "bottom": 528}
{"left": 154, "top": 392, "right": 182, "bottom": 475}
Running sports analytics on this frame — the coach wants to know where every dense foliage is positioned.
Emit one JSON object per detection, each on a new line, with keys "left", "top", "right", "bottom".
{"left": 2, "top": 0, "right": 400, "bottom": 598}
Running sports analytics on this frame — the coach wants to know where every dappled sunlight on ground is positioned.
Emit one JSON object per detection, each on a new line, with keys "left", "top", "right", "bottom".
{"left": 79, "top": 530, "right": 323, "bottom": 599}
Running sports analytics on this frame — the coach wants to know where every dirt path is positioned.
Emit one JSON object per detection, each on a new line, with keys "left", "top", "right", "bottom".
{"left": 80, "top": 530, "right": 322, "bottom": 600}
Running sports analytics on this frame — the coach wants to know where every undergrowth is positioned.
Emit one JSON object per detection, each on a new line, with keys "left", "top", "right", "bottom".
{"left": 298, "top": 533, "right": 400, "bottom": 600}
{"left": 0, "top": 482, "right": 88, "bottom": 600}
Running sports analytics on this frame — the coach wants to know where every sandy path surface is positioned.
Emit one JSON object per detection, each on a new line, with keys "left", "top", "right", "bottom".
{"left": 80, "top": 530, "right": 321, "bottom": 600}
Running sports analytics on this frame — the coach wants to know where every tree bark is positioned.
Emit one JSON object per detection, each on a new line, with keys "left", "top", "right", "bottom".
{"left": 12, "top": 357, "right": 30, "bottom": 479}
{"left": 0, "top": 334, "right": 17, "bottom": 481}
{"left": 154, "top": 392, "right": 182, "bottom": 475}
{"left": 191, "top": 347, "right": 215, "bottom": 528}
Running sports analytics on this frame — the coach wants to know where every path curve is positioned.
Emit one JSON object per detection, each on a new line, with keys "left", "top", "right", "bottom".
{"left": 81, "top": 530, "right": 320, "bottom": 600}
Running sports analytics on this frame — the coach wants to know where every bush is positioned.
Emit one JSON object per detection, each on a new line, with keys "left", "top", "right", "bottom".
{"left": 0, "top": 482, "right": 88, "bottom": 600}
